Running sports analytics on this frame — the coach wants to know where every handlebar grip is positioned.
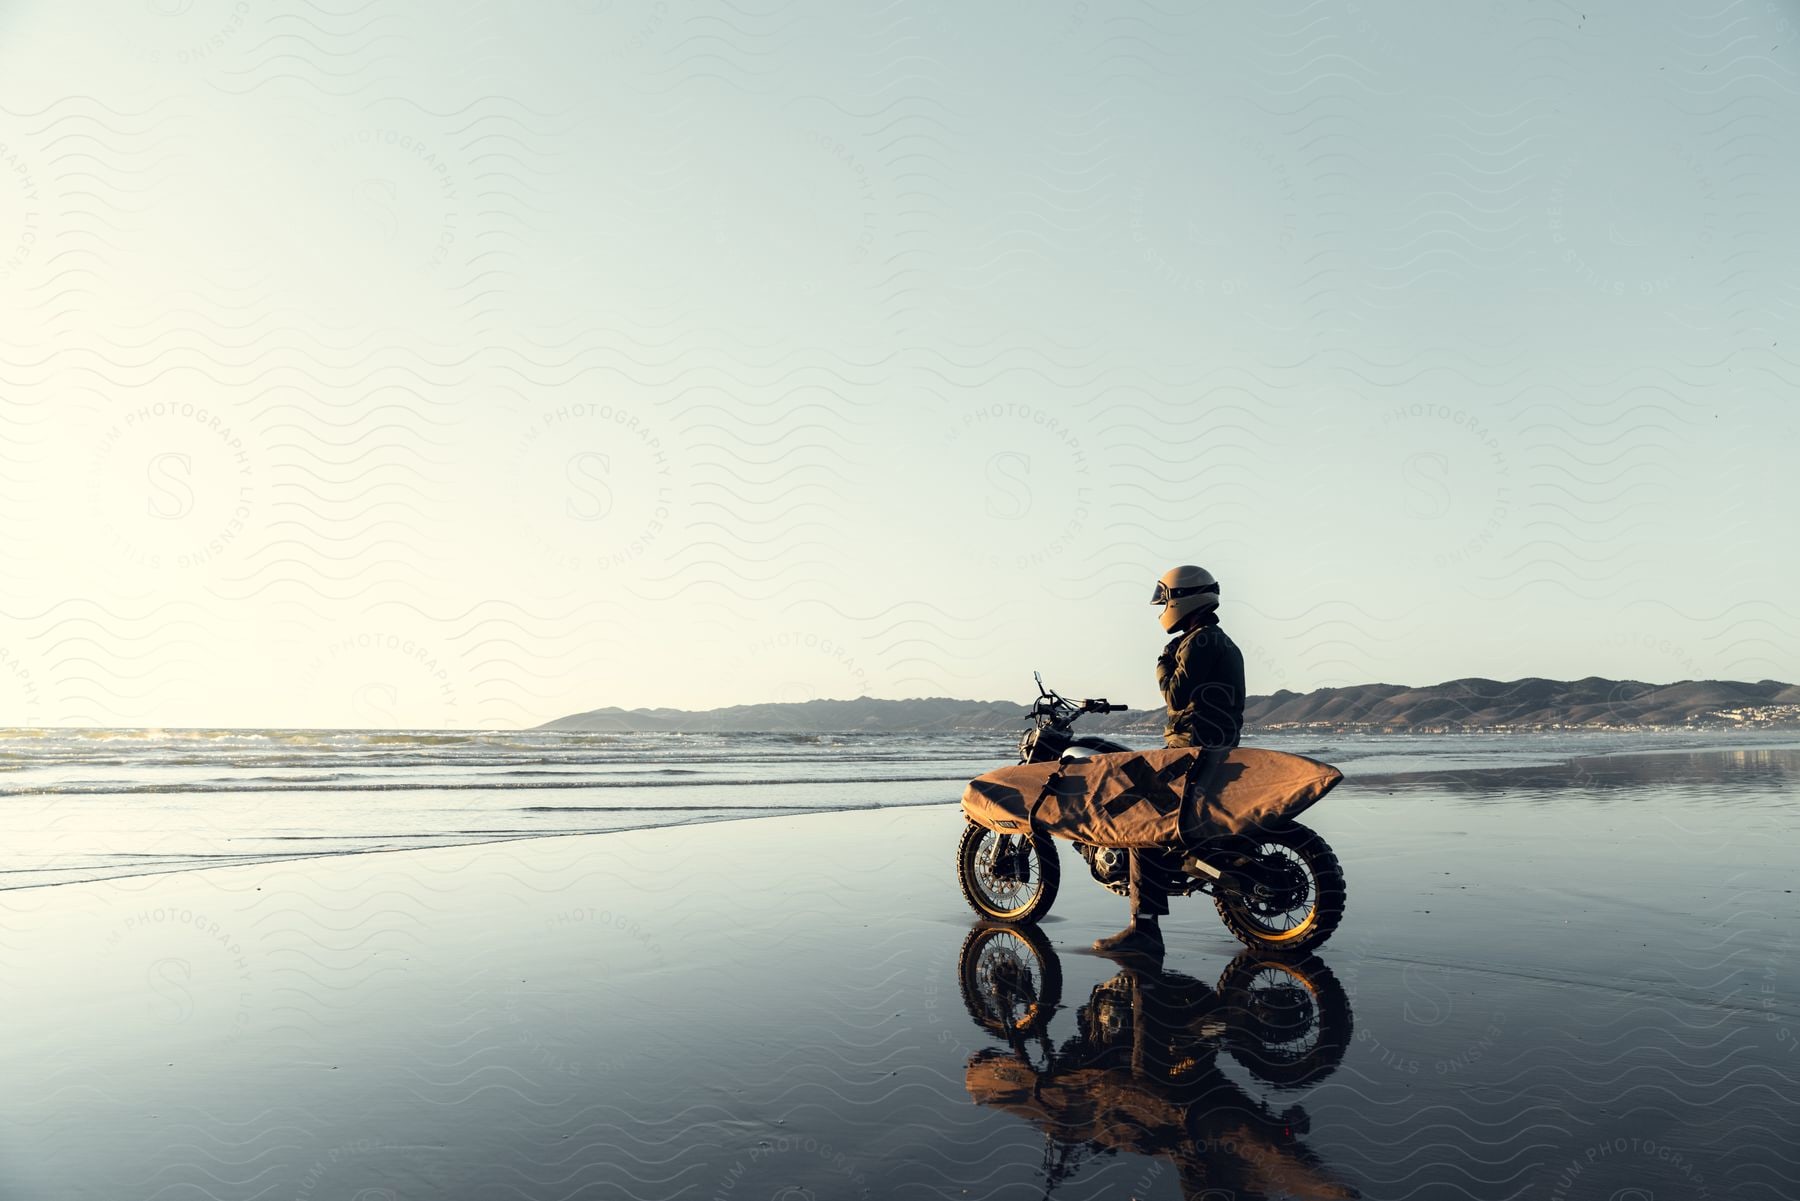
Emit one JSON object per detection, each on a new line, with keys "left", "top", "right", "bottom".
{"left": 1110, "top": 703, "right": 1128, "bottom": 712}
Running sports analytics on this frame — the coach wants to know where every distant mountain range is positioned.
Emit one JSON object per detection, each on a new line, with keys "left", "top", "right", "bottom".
{"left": 537, "top": 677, "right": 1800, "bottom": 734}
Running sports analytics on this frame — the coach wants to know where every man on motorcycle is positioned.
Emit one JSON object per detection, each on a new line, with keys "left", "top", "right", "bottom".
{"left": 1093, "top": 564, "right": 1246, "bottom": 959}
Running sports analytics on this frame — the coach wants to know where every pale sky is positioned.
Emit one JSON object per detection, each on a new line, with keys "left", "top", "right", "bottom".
{"left": 1, "top": 1, "right": 1796, "bottom": 728}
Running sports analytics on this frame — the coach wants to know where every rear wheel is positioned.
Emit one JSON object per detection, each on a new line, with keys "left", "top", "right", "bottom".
{"left": 957, "top": 821, "right": 1060, "bottom": 924}
{"left": 1212, "top": 823, "right": 1346, "bottom": 953}
{"left": 1216, "top": 951, "right": 1352, "bottom": 1088}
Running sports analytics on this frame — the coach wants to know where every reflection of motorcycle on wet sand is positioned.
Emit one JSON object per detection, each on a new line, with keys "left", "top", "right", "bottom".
{"left": 958, "top": 924, "right": 1359, "bottom": 1200}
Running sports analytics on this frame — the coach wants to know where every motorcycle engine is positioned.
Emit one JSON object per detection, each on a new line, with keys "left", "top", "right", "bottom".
{"left": 1080, "top": 844, "right": 1132, "bottom": 896}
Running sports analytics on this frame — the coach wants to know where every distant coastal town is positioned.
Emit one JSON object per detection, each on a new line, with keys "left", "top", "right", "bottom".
{"left": 1259, "top": 702, "right": 1800, "bottom": 735}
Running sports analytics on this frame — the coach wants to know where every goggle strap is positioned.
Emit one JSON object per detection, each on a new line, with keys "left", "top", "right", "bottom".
{"left": 1152, "top": 582, "right": 1220, "bottom": 603}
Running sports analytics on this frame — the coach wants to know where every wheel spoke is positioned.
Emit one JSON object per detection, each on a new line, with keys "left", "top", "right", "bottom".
{"left": 960, "top": 824, "right": 1059, "bottom": 924}
{"left": 1241, "top": 967, "right": 1323, "bottom": 1060}
{"left": 976, "top": 938, "right": 1044, "bottom": 1027}
{"left": 972, "top": 831, "right": 1041, "bottom": 916}
{"left": 1239, "top": 841, "right": 1315, "bottom": 934}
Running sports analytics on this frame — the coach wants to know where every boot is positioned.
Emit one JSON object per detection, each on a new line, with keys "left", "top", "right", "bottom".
{"left": 1092, "top": 917, "right": 1164, "bottom": 960}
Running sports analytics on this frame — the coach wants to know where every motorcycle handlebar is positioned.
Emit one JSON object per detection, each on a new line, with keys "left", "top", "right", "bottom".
{"left": 1027, "top": 677, "right": 1128, "bottom": 718}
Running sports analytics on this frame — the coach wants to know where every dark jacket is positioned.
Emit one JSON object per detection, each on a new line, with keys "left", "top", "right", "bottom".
{"left": 1156, "top": 614, "right": 1245, "bottom": 749}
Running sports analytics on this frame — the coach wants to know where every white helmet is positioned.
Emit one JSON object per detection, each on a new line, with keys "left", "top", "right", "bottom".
{"left": 1152, "top": 564, "right": 1220, "bottom": 632}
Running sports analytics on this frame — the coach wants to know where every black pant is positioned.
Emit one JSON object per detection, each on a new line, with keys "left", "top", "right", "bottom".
{"left": 1128, "top": 794, "right": 1209, "bottom": 918}
{"left": 1129, "top": 848, "right": 1171, "bottom": 918}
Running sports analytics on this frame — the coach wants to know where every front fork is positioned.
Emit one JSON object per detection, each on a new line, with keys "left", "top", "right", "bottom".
{"left": 986, "top": 833, "right": 1033, "bottom": 885}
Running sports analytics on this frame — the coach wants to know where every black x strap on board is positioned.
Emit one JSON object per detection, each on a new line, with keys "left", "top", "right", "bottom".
{"left": 1103, "top": 756, "right": 1193, "bottom": 818}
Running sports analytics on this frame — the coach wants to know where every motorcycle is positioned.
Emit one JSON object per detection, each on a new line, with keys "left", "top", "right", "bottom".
{"left": 955, "top": 673, "right": 1348, "bottom": 952}
{"left": 957, "top": 923, "right": 1359, "bottom": 1198}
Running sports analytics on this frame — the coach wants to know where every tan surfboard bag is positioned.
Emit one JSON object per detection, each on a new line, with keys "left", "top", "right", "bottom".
{"left": 960, "top": 747, "right": 1344, "bottom": 848}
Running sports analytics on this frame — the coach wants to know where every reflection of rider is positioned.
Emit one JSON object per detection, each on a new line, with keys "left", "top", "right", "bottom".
{"left": 1096, "top": 564, "right": 1246, "bottom": 959}
{"left": 962, "top": 933, "right": 1357, "bottom": 1200}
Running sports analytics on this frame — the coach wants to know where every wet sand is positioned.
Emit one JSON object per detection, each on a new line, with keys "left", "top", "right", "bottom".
{"left": 2, "top": 748, "right": 1796, "bottom": 1199}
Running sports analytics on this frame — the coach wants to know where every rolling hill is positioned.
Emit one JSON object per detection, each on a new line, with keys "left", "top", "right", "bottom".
{"left": 537, "top": 677, "right": 1800, "bottom": 733}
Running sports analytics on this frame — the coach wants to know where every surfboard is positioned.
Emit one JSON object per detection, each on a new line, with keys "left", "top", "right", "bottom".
{"left": 961, "top": 747, "right": 1343, "bottom": 847}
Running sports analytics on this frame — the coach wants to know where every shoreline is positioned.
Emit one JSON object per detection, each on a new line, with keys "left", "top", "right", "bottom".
{"left": 7, "top": 733, "right": 1797, "bottom": 896}
{"left": 8, "top": 722, "right": 1800, "bottom": 737}
{"left": 0, "top": 796, "right": 970, "bottom": 895}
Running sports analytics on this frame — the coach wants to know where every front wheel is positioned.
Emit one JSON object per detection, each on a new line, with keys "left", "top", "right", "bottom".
{"left": 1212, "top": 823, "right": 1346, "bottom": 953}
{"left": 958, "top": 922, "right": 1063, "bottom": 1038}
{"left": 957, "top": 822, "right": 1060, "bottom": 924}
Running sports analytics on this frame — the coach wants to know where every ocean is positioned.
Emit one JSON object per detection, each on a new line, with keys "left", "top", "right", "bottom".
{"left": 4, "top": 725, "right": 1796, "bottom": 891}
